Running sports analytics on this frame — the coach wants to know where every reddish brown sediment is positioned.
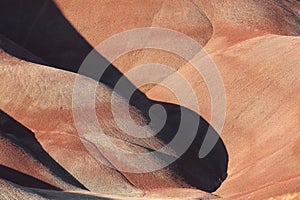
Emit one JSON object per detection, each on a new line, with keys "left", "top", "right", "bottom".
{"left": 0, "top": 0, "right": 299, "bottom": 199}
{"left": 147, "top": 35, "right": 300, "bottom": 199}
{"left": 0, "top": 51, "right": 219, "bottom": 198}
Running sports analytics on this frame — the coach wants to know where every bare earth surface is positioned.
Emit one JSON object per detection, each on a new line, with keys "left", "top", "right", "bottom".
{"left": 0, "top": 51, "right": 218, "bottom": 199}
{"left": 0, "top": 0, "right": 299, "bottom": 199}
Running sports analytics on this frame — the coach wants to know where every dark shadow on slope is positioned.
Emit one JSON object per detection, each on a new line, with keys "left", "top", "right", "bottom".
{"left": 0, "top": 164, "right": 61, "bottom": 191}
{"left": 0, "top": 110, "right": 87, "bottom": 190}
{"left": 0, "top": 0, "right": 145, "bottom": 106}
{"left": 28, "top": 186, "right": 111, "bottom": 200}
{"left": 29, "top": 188, "right": 112, "bottom": 200}
{"left": 0, "top": 0, "right": 228, "bottom": 192}
{"left": 148, "top": 102, "right": 228, "bottom": 192}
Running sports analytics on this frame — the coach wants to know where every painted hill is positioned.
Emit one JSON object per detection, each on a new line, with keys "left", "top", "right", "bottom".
{"left": 0, "top": 0, "right": 299, "bottom": 199}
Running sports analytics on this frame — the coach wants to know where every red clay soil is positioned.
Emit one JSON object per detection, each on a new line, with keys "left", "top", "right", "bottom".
{"left": 53, "top": 0, "right": 214, "bottom": 93}
{"left": 0, "top": 178, "right": 221, "bottom": 200}
{"left": 55, "top": 0, "right": 300, "bottom": 199}
{"left": 0, "top": 133, "right": 76, "bottom": 191}
{"left": 54, "top": 0, "right": 299, "bottom": 78}
{"left": 0, "top": 0, "right": 300, "bottom": 199}
{"left": 147, "top": 35, "right": 300, "bottom": 199}
{"left": 0, "top": 51, "right": 219, "bottom": 199}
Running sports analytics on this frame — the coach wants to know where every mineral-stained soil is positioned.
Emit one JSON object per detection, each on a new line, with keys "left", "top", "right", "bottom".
{"left": 0, "top": 0, "right": 299, "bottom": 199}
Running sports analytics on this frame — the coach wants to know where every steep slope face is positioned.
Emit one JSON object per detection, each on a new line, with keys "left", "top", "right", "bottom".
{"left": 196, "top": 0, "right": 300, "bottom": 35}
{"left": 0, "top": 178, "right": 220, "bottom": 200}
{"left": 0, "top": 110, "right": 86, "bottom": 191}
{"left": 147, "top": 35, "right": 300, "bottom": 199}
{"left": 0, "top": 0, "right": 212, "bottom": 95}
{"left": 0, "top": 1, "right": 299, "bottom": 199}
{"left": 0, "top": 178, "right": 114, "bottom": 200}
{"left": 0, "top": 50, "right": 227, "bottom": 195}
{"left": 0, "top": 134, "right": 74, "bottom": 191}
{"left": 53, "top": 0, "right": 213, "bottom": 93}
{"left": 55, "top": 0, "right": 300, "bottom": 52}
{"left": 53, "top": 0, "right": 212, "bottom": 48}
{"left": 0, "top": 51, "right": 141, "bottom": 195}
{"left": 193, "top": 0, "right": 300, "bottom": 53}
{"left": 52, "top": 0, "right": 300, "bottom": 92}
{"left": 144, "top": 2, "right": 300, "bottom": 197}
{"left": 0, "top": 179, "right": 47, "bottom": 200}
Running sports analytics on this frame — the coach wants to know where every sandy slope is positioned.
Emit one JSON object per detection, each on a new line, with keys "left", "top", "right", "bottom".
{"left": 0, "top": 133, "right": 76, "bottom": 191}
{"left": 0, "top": 50, "right": 222, "bottom": 198}
{"left": 0, "top": 51, "right": 145, "bottom": 195}
{"left": 53, "top": 0, "right": 300, "bottom": 93}
{"left": 54, "top": 0, "right": 213, "bottom": 48}
{"left": 194, "top": 0, "right": 300, "bottom": 52}
{"left": 0, "top": 178, "right": 113, "bottom": 200}
{"left": 147, "top": 35, "right": 300, "bottom": 199}
{"left": 0, "top": 178, "right": 219, "bottom": 200}
{"left": 52, "top": 0, "right": 213, "bottom": 93}
{"left": 0, "top": 0, "right": 299, "bottom": 199}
